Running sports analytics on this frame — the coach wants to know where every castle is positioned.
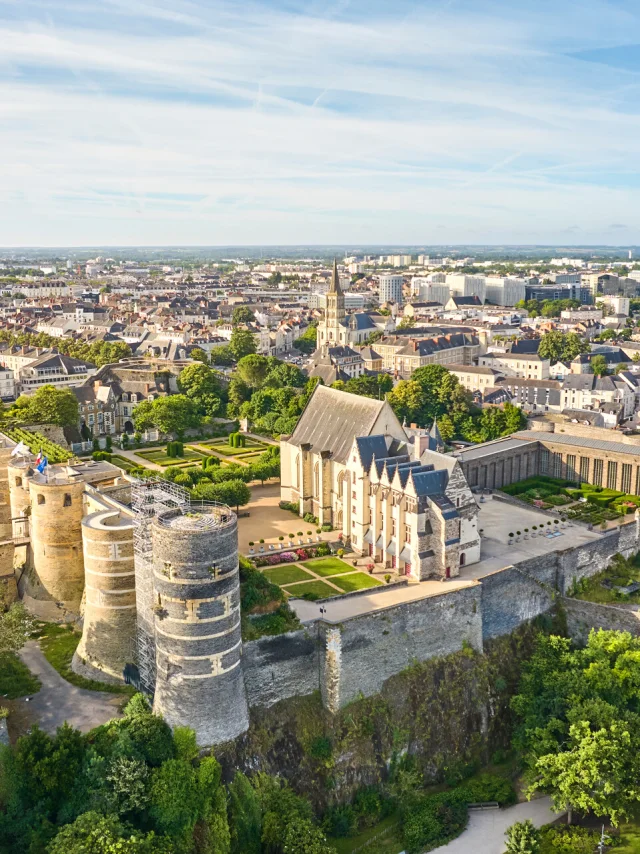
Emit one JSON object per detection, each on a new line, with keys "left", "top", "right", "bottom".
{"left": 3, "top": 389, "right": 640, "bottom": 747}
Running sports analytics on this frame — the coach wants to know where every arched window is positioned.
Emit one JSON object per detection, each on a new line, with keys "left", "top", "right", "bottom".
{"left": 314, "top": 463, "right": 320, "bottom": 496}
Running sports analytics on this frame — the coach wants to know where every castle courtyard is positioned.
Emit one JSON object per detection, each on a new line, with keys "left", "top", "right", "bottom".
{"left": 461, "top": 495, "right": 604, "bottom": 579}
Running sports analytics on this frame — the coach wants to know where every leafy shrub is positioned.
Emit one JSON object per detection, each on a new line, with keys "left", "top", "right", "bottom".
{"left": 459, "top": 773, "right": 516, "bottom": 806}
{"left": 309, "top": 736, "right": 332, "bottom": 760}
{"left": 92, "top": 451, "right": 112, "bottom": 462}
{"left": 322, "top": 804, "right": 357, "bottom": 838}
{"left": 538, "top": 824, "right": 605, "bottom": 853}
{"left": 303, "top": 512, "right": 318, "bottom": 524}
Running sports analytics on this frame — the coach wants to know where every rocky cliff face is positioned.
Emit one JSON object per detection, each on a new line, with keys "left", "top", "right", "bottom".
{"left": 217, "top": 611, "right": 564, "bottom": 810}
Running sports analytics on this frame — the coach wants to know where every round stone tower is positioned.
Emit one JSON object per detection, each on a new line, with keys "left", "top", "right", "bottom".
{"left": 27, "top": 473, "right": 86, "bottom": 610}
{"left": 72, "top": 508, "right": 136, "bottom": 684}
{"left": 8, "top": 459, "right": 34, "bottom": 538}
{"left": 151, "top": 503, "right": 249, "bottom": 745}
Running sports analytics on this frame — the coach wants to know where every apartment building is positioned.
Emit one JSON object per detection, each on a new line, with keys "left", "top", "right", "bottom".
{"left": 478, "top": 351, "right": 550, "bottom": 380}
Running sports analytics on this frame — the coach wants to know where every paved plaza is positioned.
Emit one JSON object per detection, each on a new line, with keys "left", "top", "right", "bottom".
{"left": 464, "top": 495, "right": 603, "bottom": 579}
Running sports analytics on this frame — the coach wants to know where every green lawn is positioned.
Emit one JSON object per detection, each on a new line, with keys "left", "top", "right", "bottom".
{"left": 283, "top": 580, "right": 339, "bottom": 600}
{"left": 618, "top": 819, "right": 640, "bottom": 852}
{"left": 37, "top": 624, "right": 134, "bottom": 695}
{"left": 330, "top": 572, "right": 384, "bottom": 593}
{"left": 263, "top": 565, "right": 313, "bottom": 585}
{"left": 111, "top": 455, "right": 139, "bottom": 472}
{"left": 135, "top": 447, "right": 206, "bottom": 466}
{"left": 301, "top": 557, "right": 356, "bottom": 577}
{"left": 0, "top": 652, "right": 41, "bottom": 698}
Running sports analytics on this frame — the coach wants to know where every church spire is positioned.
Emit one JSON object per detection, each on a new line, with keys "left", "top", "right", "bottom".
{"left": 329, "top": 257, "right": 342, "bottom": 295}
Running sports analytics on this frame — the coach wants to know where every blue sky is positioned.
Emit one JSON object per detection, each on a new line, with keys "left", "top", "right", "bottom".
{"left": 1, "top": 0, "right": 640, "bottom": 246}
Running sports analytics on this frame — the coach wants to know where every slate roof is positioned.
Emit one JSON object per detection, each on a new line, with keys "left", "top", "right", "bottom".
{"left": 514, "top": 430, "right": 640, "bottom": 458}
{"left": 288, "top": 385, "right": 400, "bottom": 463}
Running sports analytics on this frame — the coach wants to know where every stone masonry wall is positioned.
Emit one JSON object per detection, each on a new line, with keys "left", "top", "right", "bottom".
{"left": 321, "top": 584, "right": 483, "bottom": 708}
{"left": 563, "top": 596, "right": 640, "bottom": 645}
{"left": 243, "top": 627, "right": 320, "bottom": 709}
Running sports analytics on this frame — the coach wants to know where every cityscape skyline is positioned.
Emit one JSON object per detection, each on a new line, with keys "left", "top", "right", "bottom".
{"left": 2, "top": 0, "right": 640, "bottom": 245}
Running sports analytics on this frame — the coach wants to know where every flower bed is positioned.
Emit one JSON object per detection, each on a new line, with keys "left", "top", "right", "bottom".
{"left": 252, "top": 544, "right": 331, "bottom": 567}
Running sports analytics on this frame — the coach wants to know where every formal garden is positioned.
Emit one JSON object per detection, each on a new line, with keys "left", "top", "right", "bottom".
{"left": 501, "top": 474, "right": 640, "bottom": 528}
{"left": 261, "top": 555, "right": 384, "bottom": 601}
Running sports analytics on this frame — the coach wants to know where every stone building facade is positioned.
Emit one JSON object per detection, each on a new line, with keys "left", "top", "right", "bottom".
{"left": 453, "top": 426, "right": 640, "bottom": 496}
{"left": 281, "top": 385, "right": 481, "bottom": 578}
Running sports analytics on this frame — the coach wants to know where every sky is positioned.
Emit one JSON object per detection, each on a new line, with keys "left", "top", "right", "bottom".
{"left": 1, "top": 0, "right": 640, "bottom": 246}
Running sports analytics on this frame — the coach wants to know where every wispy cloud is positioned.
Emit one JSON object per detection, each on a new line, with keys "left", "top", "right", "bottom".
{"left": 1, "top": 0, "right": 640, "bottom": 244}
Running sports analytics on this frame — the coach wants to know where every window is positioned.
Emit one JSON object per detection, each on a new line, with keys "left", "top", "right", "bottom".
{"left": 404, "top": 524, "right": 411, "bottom": 543}
{"left": 579, "top": 456, "right": 590, "bottom": 483}
{"left": 63, "top": 494, "right": 72, "bottom": 507}
{"left": 352, "top": 471, "right": 356, "bottom": 484}
{"left": 593, "top": 458, "right": 604, "bottom": 487}
{"left": 607, "top": 461, "right": 618, "bottom": 490}
{"left": 540, "top": 448, "right": 550, "bottom": 475}
{"left": 352, "top": 505, "right": 356, "bottom": 515}
{"left": 391, "top": 518, "right": 396, "bottom": 536}
{"left": 15, "top": 477, "right": 21, "bottom": 487}
{"left": 622, "top": 464, "right": 632, "bottom": 495}
{"left": 37, "top": 494, "right": 45, "bottom": 505}
{"left": 314, "top": 463, "right": 319, "bottom": 495}
{"left": 352, "top": 491, "right": 356, "bottom": 500}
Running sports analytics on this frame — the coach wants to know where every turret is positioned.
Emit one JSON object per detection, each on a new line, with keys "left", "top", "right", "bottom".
{"left": 151, "top": 503, "right": 249, "bottom": 745}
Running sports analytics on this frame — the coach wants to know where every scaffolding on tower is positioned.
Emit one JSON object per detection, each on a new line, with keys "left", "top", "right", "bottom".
{"left": 131, "top": 477, "right": 190, "bottom": 695}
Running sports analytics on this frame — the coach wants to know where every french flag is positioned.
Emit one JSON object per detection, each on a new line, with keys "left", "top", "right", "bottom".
{"left": 34, "top": 449, "right": 42, "bottom": 466}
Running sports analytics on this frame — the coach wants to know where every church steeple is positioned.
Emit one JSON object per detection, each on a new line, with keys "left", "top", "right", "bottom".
{"left": 324, "top": 257, "right": 345, "bottom": 338}
{"left": 328, "top": 257, "right": 342, "bottom": 295}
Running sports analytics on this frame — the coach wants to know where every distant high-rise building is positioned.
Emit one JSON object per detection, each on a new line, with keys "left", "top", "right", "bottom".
{"left": 379, "top": 274, "right": 404, "bottom": 305}
{"left": 445, "top": 274, "right": 486, "bottom": 304}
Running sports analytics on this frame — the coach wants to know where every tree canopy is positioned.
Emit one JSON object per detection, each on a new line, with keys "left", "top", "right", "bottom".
{"left": 177, "top": 363, "right": 225, "bottom": 418}
{"left": 512, "top": 627, "right": 640, "bottom": 826}
{"left": 12, "top": 385, "right": 79, "bottom": 428}
{"left": 537, "top": 332, "right": 590, "bottom": 364}
{"left": 231, "top": 306, "right": 256, "bottom": 325}
{"left": 133, "top": 395, "right": 201, "bottom": 437}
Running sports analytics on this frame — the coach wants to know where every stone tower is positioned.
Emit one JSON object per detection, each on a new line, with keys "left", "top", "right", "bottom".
{"left": 318, "top": 258, "right": 347, "bottom": 351}
{"left": 151, "top": 504, "right": 249, "bottom": 746}
{"left": 27, "top": 473, "right": 86, "bottom": 611}
{"left": 0, "top": 444, "right": 17, "bottom": 604}
{"left": 8, "top": 459, "right": 33, "bottom": 539}
{"left": 72, "top": 508, "right": 136, "bottom": 684}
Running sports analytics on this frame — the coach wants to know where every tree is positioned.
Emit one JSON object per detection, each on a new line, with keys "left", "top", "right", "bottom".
{"left": 236, "top": 354, "right": 271, "bottom": 388}
{"left": 47, "top": 811, "right": 171, "bottom": 854}
{"left": 193, "top": 479, "right": 251, "bottom": 512}
{"left": 249, "top": 462, "right": 272, "bottom": 485}
{"left": 537, "top": 331, "right": 589, "bottom": 364}
{"left": 397, "top": 316, "right": 415, "bottom": 329}
{"left": 513, "top": 629, "right": 640, "bottom": 826}
{"left": 295, "top": 325, "right": 317, "bottom": 355}
{"left": 282, "top": 816, "right": 336, "bottom": 854}
{"left": 211, "top": 346, "right": 234, "bottom": 366}
{"left": 231, "top": 306, "right": 256, "bottom": 325}
{"left": 0, "top": 603, "right": 34, "bottom": 655}
{"left": 229, "top": 329, "right": 257, "bottom": 361}
{"left": 228, "top": 772, "right": 261, "bottom": 854}
{"left": 14, "top": 385, "right": 79, "bottom": 427}
{"left": 177, "top": 363, "right": 223, "bottom": 417}
{"left": 531, "top": 720, "right": 640, "bottom": 826}
{"left": 264, "top": 362, "right": 306, "bottom": 388}
{"left": 590, "top": 355, "right": 608, "bottom": 377}
{"left": 267, "top": 271, "right": 282, "bottom": 286}
{"left": 133, "top": 395, "right": 201, "bottom": 437}
{"left": 189, "top": 347, "right": 209, "bottom": 364}
{"left": 505, "top": 820, "right": 540, "bottom": 854}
